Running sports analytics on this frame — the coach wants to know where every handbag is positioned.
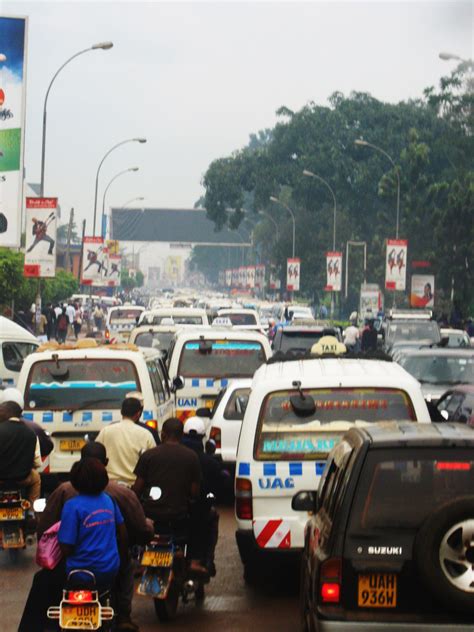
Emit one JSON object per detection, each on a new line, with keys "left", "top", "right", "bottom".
{"left": 36, "top": 520, "right": 63, "bottom": 570}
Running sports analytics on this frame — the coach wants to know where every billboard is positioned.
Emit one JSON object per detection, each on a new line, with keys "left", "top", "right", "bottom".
{"left": 247, "top": 266, "right": 256, "bottom": 289}
{"left": 232, "top": 268, "right": 239, "bottom": 287}
{"left": 225, "top": 268, "right": 232, "bottom": 287}
{"left": 23, "top": 197, "right": 57, "bottom": 278}
{"left": 287, "top": 258, "right": 300, "bottom": 292}
{"left": 255, "top": 264, "right": 265, "bottom": 289}
{"left": 385, "top": 239, "right": 407, "bottom": 291}
{"left": 0, "top": 16, "right": 28, "bottom": 247}
{"left": 325, "top": 251, "right": 342, "bottom": 292}
{"left": 81, "top": 237, "right": 105, "bottom": 285}
{"left": 410, "top": 274, "right": 434, "bottom": 308}
{"left": 104, "top": 254, "right": 121, "bottom": 287}
{"left": 106, "top": 239, "right": 120, "bottom": 256}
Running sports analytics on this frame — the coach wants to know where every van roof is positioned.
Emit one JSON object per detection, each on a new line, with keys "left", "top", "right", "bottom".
{"left": 349, "top": 421, "right": 474, "bottom": 448}
{"left": 173, "top": 328, "right": 270, "bottom": 343}
{"left": 0, "top": 317, "right": 38, "bottom": 343}
{"left": 251, "top": 357, "right": 421, "bottom": 390}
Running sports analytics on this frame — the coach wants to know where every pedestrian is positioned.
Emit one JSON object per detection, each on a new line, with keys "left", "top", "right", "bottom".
{"left": 44, "top": 303, "right": 56, "bottom": 340}
{"left": 93, "top": 304, "right": 104, "bottom": 331}
{"left": 36, "top": 310, "right": 48, "bottom": 342}
{"left": 361, "top": 319, "right": 378, "bottom": 352}
{"left": 343, "top": 314, "right": 360, "bottom": 352}
{"left": 56, "top": 307, "right": 69, "bottom": 344}
{"left": 73, "top": 304, "right": 82, "bottom": 339}
{"left": 95, "top": 396, "right": 156, "bottom": 486}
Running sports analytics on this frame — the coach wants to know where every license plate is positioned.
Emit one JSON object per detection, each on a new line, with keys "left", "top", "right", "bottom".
{"left": 141, "top": 550, "right": 173, "bottom": 567}
{"left": 358, "top": 573, "right": 397, "bottom": 608}
{"left": 60, "top": 439, "right": 86, "bottom": 452}
{"left": 0, "top": 507, "right": 24, "bottom": 521}
{"left": 60, "top": 603, "right": 100, "bottom": 629}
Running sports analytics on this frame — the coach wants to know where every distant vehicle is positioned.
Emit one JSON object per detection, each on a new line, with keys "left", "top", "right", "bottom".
{"left": 105, "top": 305, "right": 146, "bottom": 343}
{"left": 440, "top": 328, "right": 471, "bottom": 348}
{"left": 272, "top": 324, "right": 342, "bottom": 354}
{"left": 436, "top": 384, "right": 474, "bottom": 426}
{"left": 129, "top": 324, "right": 178, "bottom": 356}
{"left": 0, "top": 317, "right": 38, "bottom": 387}
{"left": 398, "top": 348, "right": 474, "bottom": 403}
{"left": 384, "top": 310, "right": 442, "bottom": 352}
{"left": 297, "top": 422, "right": 474, "bottom": 631}
{"left": 139, "top": 307, "right": 209, "bottom": 327}
{"left": 216, "top": 308, "right": 263, "bottom": 331}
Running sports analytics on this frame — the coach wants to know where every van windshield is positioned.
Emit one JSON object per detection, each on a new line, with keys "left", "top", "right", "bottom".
{"left": 255, "top": 388, "right": 416, "bottom": 461}
{"left": 134, "top": 331, "right": 174, "bottom": 351}
{"left": 25, "top": 359, "right": 140, "bottom": 410}
{"left": 178, "top": 340, "right": 266, "bottom": 378}
{"left": 109, "top": 309, "right": 143, "bottom": 325}
{"left": 387, "top": 321, "right": 440, "bottom": 343}
{"left": 220, "top": 313, "right": 257, "bottom": 326}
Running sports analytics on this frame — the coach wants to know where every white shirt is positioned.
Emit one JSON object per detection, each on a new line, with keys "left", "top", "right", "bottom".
{"left": 54, "top": 306, "right": 62, "bottom": 318}
{"left": 66, "top": 305, "right": 75, "bottom": 323}
{"left": 96, "top": 417, "right": 155, "bottom": 486}
{"left": 344, "top": 325, "right": 360, "bottom": 346}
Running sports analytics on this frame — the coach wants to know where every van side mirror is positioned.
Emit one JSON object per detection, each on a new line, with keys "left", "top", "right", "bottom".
{"left": 291, "top": 490, "right": 318, "bottom": 513}
{"left": 196, "top": 407, "right": 212, "bottom": 418}
{"left": 171, "top": 376, "right": 184, "bottom": 392}
{"left": 440, "top": 336, "right": 449, "bottom": 347}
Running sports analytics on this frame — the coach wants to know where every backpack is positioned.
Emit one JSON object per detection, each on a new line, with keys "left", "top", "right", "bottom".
{"left": 57, "top": 314, "right": 68, "bottom": 331}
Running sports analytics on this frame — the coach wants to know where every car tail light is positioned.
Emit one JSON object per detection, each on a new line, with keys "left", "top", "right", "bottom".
{"left": 66, "top": 590, "right": 93, "bottom": 603}
{"left": 436, "top": 462, "right": 471, "bottom": 471}
{"left": 178, "top": 410, "right": 194, "bottom": 424}
{"left": 145, "top": 419, "right": 158, "bottom": 431}
{"left": 210, "top": 426, "right": 221, "bottom": 450}
{"left": 235, "top": 477, "right": 253, "bottom": 520}
{"left": 21, "top": 500, "right": 31, "bottom": 510}
{"left": 320, "top": 557, "right": 342, "bottom": 604}
{"left": 105, "top": 328, "right": 110, "bottom": 340}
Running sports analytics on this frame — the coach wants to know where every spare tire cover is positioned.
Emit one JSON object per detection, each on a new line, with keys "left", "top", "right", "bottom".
{"left": 414, "top": 495, "right": 474, "bottom": 613}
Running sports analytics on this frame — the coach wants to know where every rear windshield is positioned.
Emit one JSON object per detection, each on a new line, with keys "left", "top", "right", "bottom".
{"left": 350, "top": 449, "right": 474, "bottom": 530}
{"left": 134, "top": 331, "right": 174, "bottom": 351}
{"left": 2, "top": 341, "right": 37, "bottom": 372}
{"left": 25, "top": 359, "right": 140, "bottom": 410}
{"left": 400, "top": 354, "right": 474, "bottom": 385}
{"left": 254, "top": 388, "right": 416, "bottom": 461}
{"left": 220, "top": 313, "right": 257, "bottom": 326}
{"left": 224, "top": 388, "right": 250, "bottom": 420}
{"left": 149, "top": 315, "right": 204, "bottom": 325}
{"left": 109, "top": 308, "right": 143, "bottom": 324}
{"left": 277, "top": 330, "right": 325, "bottom": 353}
{"left": 178, "top": 340, "right": 266, "bottom": 378}
{"left": 387, "top": 321, "right": 440, "bottom": 343}
{"left": 445, "top": 331, "right": 471, "bottom": 348}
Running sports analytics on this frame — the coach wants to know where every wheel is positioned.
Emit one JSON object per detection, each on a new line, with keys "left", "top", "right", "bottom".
{"left": 299, "top": 552, "right": 315, "bottom": 632}
{"left": 154, "top": 580, "right": 180, "bottom": 622}
{"left": 414, "top": 496, "right": 474, "bottom": 613}
{"left": 243, "top": 560, "right": 259, "bottom": 585}
{"left": 7, "top": 548, "right": 20, "bottom": 564}
{"left": 195, "top": 584, "right": 205, "bottom": 602}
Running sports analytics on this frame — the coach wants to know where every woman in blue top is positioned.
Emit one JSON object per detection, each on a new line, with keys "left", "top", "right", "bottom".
{"left": 59, "top": 457, "right": 127, "bottom": 587}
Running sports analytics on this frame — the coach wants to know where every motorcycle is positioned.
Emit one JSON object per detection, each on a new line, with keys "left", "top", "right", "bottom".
{"left": 47, "top": 569, "right": 114, "bottom": 631}
{"left": 0, "top": 483, "right": 35, "bottom": 561}
{"left": 137, "top": 487, "right": 211, "bottom": 622}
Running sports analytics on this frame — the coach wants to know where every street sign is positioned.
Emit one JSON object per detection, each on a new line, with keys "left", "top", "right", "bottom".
{"left": 325, "top": 251, "right": 342, "bottom": 291}
{"left": 385, "top": 239, "right": 407, "bottom": 291}
{"left": 287, "top": 258, "right": 300, "bottom": 292}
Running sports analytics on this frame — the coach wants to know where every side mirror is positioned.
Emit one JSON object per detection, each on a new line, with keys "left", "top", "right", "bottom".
{"left": 291, "top": 490, "right": 318, "bottom": 513}
{"left": 171, "top": 376, "right": 184, "bottom": 392}
{"left": 440, "top": 336, "right": 449, "bottom": 347}
{"left": 196, "top": 407, "right": 212, "bottom": 418}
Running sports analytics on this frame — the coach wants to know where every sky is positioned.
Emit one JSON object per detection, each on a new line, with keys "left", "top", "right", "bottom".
{"left": 1, "top": 0, "right": 473, "bottom": 234}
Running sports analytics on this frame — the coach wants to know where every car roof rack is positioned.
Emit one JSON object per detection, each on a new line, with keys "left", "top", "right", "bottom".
{"left": 388, "top": 309, "right": 433, "bottom": 321}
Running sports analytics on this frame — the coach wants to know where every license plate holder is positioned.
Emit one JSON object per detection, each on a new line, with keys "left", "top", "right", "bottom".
{"left": 358, "top": 573, "right": 397, "bottom": 608}
{"left": 60, "top": 603, "right": 100, "bottom": 629}
{"left": 60, "top": 439, "right": 86, "bottom": 452}
{"left": 0, "top": 507, "right": 24, "bottom": 521}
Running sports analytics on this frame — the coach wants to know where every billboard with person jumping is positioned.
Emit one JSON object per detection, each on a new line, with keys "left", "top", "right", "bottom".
{"left": 24, "top": 197, "right": 57, "bottom": 277}
{"left": 385, "top": 239, "right": 408, "bottom": 291}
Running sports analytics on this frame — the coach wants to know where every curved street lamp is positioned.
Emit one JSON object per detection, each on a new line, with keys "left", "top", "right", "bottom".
{"left": 269, "top": 196, "right": 296, "bottom": 257}
{"left": 121, "top": 196, "right": 145, "bottom": 208}
{"left": 302, "top": 169, "right": 337, "bottom": 250}
{"left": 354, "top": 139, "right": 401, "bottom": 239}
{"left": 40, "top": 41, "right": 113, "bottom": 196}
{"left": 101, "top": 167, "right": 139, "bottom": 238}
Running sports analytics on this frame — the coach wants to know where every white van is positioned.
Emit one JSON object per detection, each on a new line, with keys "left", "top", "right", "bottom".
{"left": 234, "top": 351, "right": 430, "bottom": 576}
{"left": 0, "top": 317, "right": 38, "bottom": 386}
{"left": 105, "top": 305, "right": 145, "bottom": 343}
{"left": 17, "top": 341, "right": 174, "bottom": 474}
{"left": 216, "top": 308, "right": 263, "bottom": 332}
{"left": 167, "top": 329, "right": 272, "bottom": 423}
{"left": 138, "top": 308, "right": 209, "bottom": 327}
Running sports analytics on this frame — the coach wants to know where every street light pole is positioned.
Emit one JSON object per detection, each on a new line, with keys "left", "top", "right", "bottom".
{"left": 121, "top": 196, "right": 145, "bottom": 208}
{"left": 101, "top": 168, "right": 139, "bottom": 239}
{"left": 40, "top": 41, "right": 113, "bottom": 197}
{"left": 354, "top": 139, "right": 401, "bottom": 239}
{"left": 258, "top": 210, "right": 280, "bottom": 240}
{"left": 302, "top": 170, "right": 337, "bottom": 250}
{"left": 93, "top": 137, "right": 146, "bottom": 236}
{"left": 269, "top": 196, "right": 296, "bottom": 257}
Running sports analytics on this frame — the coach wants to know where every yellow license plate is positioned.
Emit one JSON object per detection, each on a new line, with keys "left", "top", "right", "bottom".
{"left": 60, "top": 439, "right": 86, "bottom": 452}
{"left": 0, "top": 507, "right": 24, "bottom": 520}
{"left": 60, "top": 603, "right": 99, "bottom": 629}
{"left": 141, "top": 550, "right": 173, "bottom": 567}
{"left": 358, "top": 573, "right": 397, "bottom": 608}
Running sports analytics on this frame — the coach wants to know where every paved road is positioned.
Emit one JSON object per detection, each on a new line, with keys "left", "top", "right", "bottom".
{"left": 1, "top": 506, "right": 299, "bottom": 631}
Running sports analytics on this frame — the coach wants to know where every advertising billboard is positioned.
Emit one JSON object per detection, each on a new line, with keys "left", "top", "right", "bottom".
{"left": 81, "top": 237, "right": 105, "bottom": 285}
{"left": 325, "top": 251, "right": 342, "bottom": 292}
{"left": 410, "top": 274, "right": 434, "bottom": 308}
{"left": 105, "top": 254, "right": 121, "bottom": 287}
{"left": 385, "top": 239, "right": 408, "bottom": 291}
{"left": 255, "top": 264, "right": 265, "bottom": 289}
{"left": 23, "top": 197, "right": 57, "bottom": 278}
{"left": 287, "top": 258, "right": 300, "bottom": 292}
{"left": 0, "top": 16, "right": 28, "bottom": 247}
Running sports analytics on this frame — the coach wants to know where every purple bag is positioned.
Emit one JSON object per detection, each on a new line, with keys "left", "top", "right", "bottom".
{"left": 36, "top": 521, "right": 63, "bottom": 570}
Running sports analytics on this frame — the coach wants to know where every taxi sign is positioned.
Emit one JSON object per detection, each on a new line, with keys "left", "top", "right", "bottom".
{"left": 212, "top": 317, "right": 233, "bottom": 327}
{"left": 311, "top": 336, "right": 346, "bottom": 356}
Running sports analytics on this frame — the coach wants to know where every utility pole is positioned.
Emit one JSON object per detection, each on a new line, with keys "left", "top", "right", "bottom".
{"left": 65, "top": 207, "right": 74, "bottom": 273}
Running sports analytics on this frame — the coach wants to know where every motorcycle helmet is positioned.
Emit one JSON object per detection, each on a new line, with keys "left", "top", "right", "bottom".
{"left": 1, "top": 387, "right": 25, "bottom": 410}
{"left": 183, "top": 416, "right": 206, "bottom": 436}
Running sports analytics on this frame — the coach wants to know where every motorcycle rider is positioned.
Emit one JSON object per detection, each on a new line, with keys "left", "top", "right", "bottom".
{"left": 0, "top": 388, "right": 41, "bottom": 504}
{"left": 132, "top": 417, "right": 207, "bottom": 575}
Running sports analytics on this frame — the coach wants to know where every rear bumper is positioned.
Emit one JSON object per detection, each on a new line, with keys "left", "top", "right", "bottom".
{"left": 315, "top": 620, "right": 473, "bottom": 632}
{"left": 235, "top": 528, "right": 301, "bottom": 563}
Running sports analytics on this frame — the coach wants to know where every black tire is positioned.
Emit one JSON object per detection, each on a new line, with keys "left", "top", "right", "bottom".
{"left": 414, "top": 495, "right": 474, "bottom": 613}
{"left": 299, "top": 551, "right": 315, "bottom": 632}
{"left": 195, "top": 584, "right": 205, "bottom": 601}
{"left": 243, "top": 560, "right": 259, "bottom": 585}
{"left": 154, "top": 580, "right": 180, "bottom": 622}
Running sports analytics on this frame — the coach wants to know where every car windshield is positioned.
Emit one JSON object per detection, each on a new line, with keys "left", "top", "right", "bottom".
{"left": 178, "top": 340, "right": 266, "bottom": 378}
{"left": 134, "top": 331, "right": 174, "bottom": 351}
{"left": 387, "top": 321, "right": 440, "bottom": 343}
{"left": 400, "top": 354, "right": 474, "bottom": 384}
{"left": 25, "top": 359, "right": 140, "bottom": 410}
{"left": 220, "top": 313, "right": 257, "bottom": 326}
{"left": 350, "top": 449, "right": 474, "bottom": 530}
{"left": 109, "top": 308, "right": 142, "bottom": 324}
{"left": 277, "top": 330, "right": 325, "bottom": 353}
{"left": 255, "top": 388, "right": 416, "bottom": 461}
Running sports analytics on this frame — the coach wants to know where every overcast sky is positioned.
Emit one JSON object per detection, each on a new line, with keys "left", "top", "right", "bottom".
{"left": 2, "top": 0, "right": 473, "bottom": 233}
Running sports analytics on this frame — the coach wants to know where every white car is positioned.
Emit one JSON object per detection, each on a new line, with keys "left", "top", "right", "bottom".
{"left": 216, "top": 308, "right": 263, "bottom": 332}
{"left": 206, "top": 379, "right": 252, "bottom": 466}
{"left": 139, "top": 307, "right": 209, "bottom": 327}
{"left": 440, "top": 328, "right": 471, "bottom": 348}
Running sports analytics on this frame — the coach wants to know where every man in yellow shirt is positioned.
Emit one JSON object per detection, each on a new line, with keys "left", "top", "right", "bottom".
{"left": 96, "top": 395, "right": 156, "bottom": 486}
